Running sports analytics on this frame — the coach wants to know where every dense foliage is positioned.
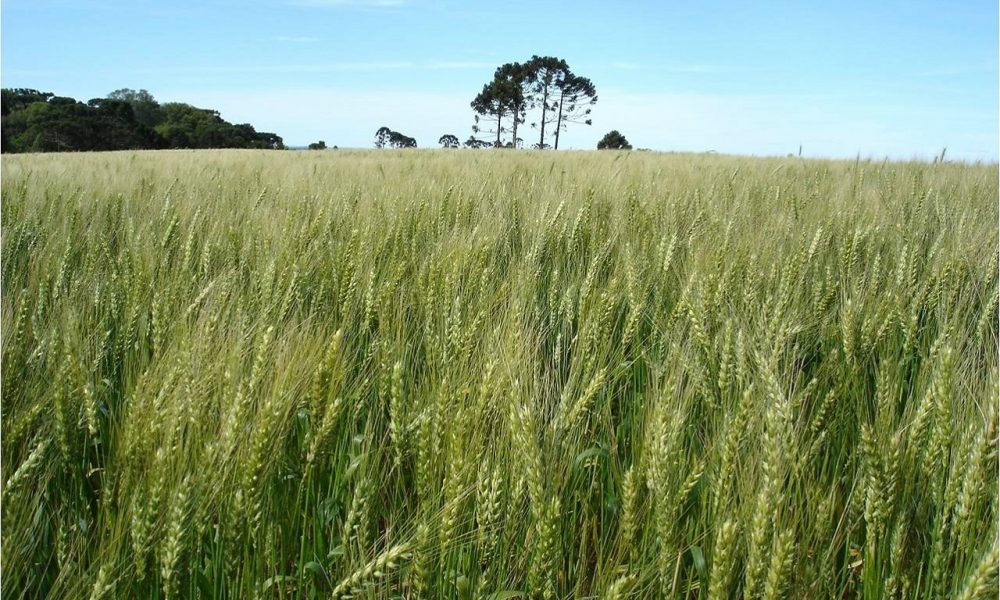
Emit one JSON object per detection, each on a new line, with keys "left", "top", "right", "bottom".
{"left": 374, "top": 127, "right": 418, "bottom": 149}
{"left": 438, "top": 134, "right": 460, "bottom": 149}
{"left": 1, "top": 88, "right": 284, "bottom": 153}
{"left": 598, "top": 130, "right": 632, "bottom": 150}
{"left": 470, "top": 56, "right": 597, "bottom": 149}
{"left": 2, "top": 150, "right": 997, "bottom": 599}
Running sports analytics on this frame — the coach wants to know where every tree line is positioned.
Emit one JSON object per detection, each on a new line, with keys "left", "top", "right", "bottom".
{"left": 4, "top": 62, "right": 631, "bottom": 153}
{"left": 1, "top": 88, "right": 284, "bottom": 153}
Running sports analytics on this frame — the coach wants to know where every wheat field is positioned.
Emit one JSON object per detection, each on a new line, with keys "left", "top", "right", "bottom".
{"left": 1, "top": 149, "right": 997, "bottom": 599}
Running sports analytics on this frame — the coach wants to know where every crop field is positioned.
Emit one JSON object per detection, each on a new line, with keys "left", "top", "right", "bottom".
{"left": 1, "top": 149, "right": 997, "bottom": 599}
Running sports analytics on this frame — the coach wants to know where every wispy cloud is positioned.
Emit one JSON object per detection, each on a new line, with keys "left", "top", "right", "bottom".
{"left": 286, "top": 0, "right": 408, "bottom": 7}
{"left": 609, "top": 62, "right": 642, "bottom": 71}
{"left": 3, "top": 60, "right": 489, "bottom": 78}
{"left": 602, "top": 62, "right": 740, "bottom": 74}
{"left": 89, "top": 60, "right": 489, "bottom": 76}
{"left": 274, "top": 35, "right": 321, "bottom": 43}
{"left": 661, "top": 64, "right": 734, "bottom": 74}
{"left": 917, "top": 63, "right": 998, "bottom": 77}
{"left": 423, "top": 61, "right": 493, "bottom": 70}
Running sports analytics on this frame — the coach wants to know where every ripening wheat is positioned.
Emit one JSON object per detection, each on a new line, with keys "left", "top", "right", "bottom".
{"left": 2, "top": 149, "right": 997, "bottom": 599}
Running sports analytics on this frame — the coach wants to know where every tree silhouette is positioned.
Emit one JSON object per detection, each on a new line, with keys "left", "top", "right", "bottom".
{"left": 375, "top": 127, "right": 416, "bottom": 148}
{"left": 464, "top": 136, "right": 491, "bottom": 149}
{"left": 375, "top": 126, "right": 392, "bottom": 148}
{"left": 552, "top": 74, "right": 597, "bottom": 150}
{"left": 524, "top": 56, "right": 568, "bottom": 150}
{"left": 388, "top": 131, "right": 416, "bottom": 148}
{"left": 471, "top": 78, "right": 519, "bottom": 147}
{"left": 597, "top": 130, "right": 631, "bottom": 150}
{"left": 438, "top": 134, "right": 460, "bottom": 148}
{"left": 494, "top": 62, "right": 532, "bottom": 147}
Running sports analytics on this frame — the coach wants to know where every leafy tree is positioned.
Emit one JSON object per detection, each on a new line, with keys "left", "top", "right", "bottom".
{"left": 107, "top": 88, "right": 163, "bottom": 128}
{"left": 471, "top": 79, "right": 515, "bottom": 147}
{"left": 86, "top": 98, "right": 161, "bottom": 150}
{"left": 524, "top": 55, "right": 569, "bottom": 149}
{"left": 494, "top": 62, "right": 533, "bottom": 147}
{"left": 152, "top": 103, "right": 282, "bottom": 149}
{"left": 497, "top": 56, "right": 599, "bottom": 150}
{"left": 597, "top": 130, "right": 632, "bottom": 150}
{"left": 375, "top": 127, "right": 416, "bottom": 148}
{"left": 20, "top": 99, "right": 98, "bottom": 151}
{"left": 308, "top": 140, "right": 327, "bottom": 150}
{"left": 552, "top": 74, "right": 597, "bottom": 149}
{"left": 254, "top": 132, "right": 285, "bottom": 150}
{"left": 470, "top": 62, "right": 535, "bottom": 148}
{"left": 107, "top": 88, "right": 156, "bottom": 103}
{"left": 1, "top": 88, "right": 53, "bottom": 116}
{"left": 464, "top": 136, "right": 491, "bottom": 149}
{"left": 438, "top": 134, "right": 460, "bottom": 148}
{"left": 375, "top": 126, "right": 392, "bottom": 149}
{"left": 388, "top": 131, "right": 417, "bottom": 148}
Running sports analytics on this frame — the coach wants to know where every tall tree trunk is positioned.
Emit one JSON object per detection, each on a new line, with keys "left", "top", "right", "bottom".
{"left": 538, "top": 84, "right": 549, "bottom": 149}
{"left": 495, "top": 107, "right": 502, "bottom": 147}
{"left": 554, "top": 93, "right": 565, "bottom": 150}
{"left": 511, "top": 105, "right": 518, "bottom": 148}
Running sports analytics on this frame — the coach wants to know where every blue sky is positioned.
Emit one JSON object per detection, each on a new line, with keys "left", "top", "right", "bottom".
{"left": 3, "top": 0, "right": 997, "bottom": 159}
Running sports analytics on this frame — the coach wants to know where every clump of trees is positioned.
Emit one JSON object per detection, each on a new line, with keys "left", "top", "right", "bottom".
{"left": 1, "top": 88, "right": 284, "bottom": 153}
{"left": 469, "top": 56, "right": 596, "bottom": 149}
{"left": 463, "top": 136, "right": 492, "bottom": 149}
{"left": 308, "top": 140, "right": 327, "bottom": 150}
{"left": 597, "top": 130, "right": 632, "bottom": 150}
{"left": 374, "top": 127, "right": 417, "bottom": 148}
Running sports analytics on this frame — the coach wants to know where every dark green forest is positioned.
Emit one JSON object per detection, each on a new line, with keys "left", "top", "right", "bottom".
{"left": 1, "top": 88, "right": 284, "bottom": 153}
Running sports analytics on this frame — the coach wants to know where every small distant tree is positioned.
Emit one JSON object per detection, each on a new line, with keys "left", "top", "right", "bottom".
{"left": 464, "top": 136, "right": 491, "bottom": 149}
{"left": 597, "top": 130, "right": 631, "bottom": 150}
{"left": 375, "top": 127, "right": 416, "bottom": 148}
{"left": 438, "top": 134, "right": 460, "bottom": 148}
{"left": 388, "top": 131, "right": 417, "bottom": 148}
{"left": 375, "top": 126, "right": 392, "bottom": 148}
{"left": 308, "top": 140, "right": 327, "bottom": 150}
{"left": 257, "top": 132, "right": 285, "bottom": 149}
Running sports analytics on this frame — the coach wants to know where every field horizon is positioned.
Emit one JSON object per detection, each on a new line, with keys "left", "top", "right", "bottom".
{"left": 5, "top": 147, "right": 999, "bottom": 166}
